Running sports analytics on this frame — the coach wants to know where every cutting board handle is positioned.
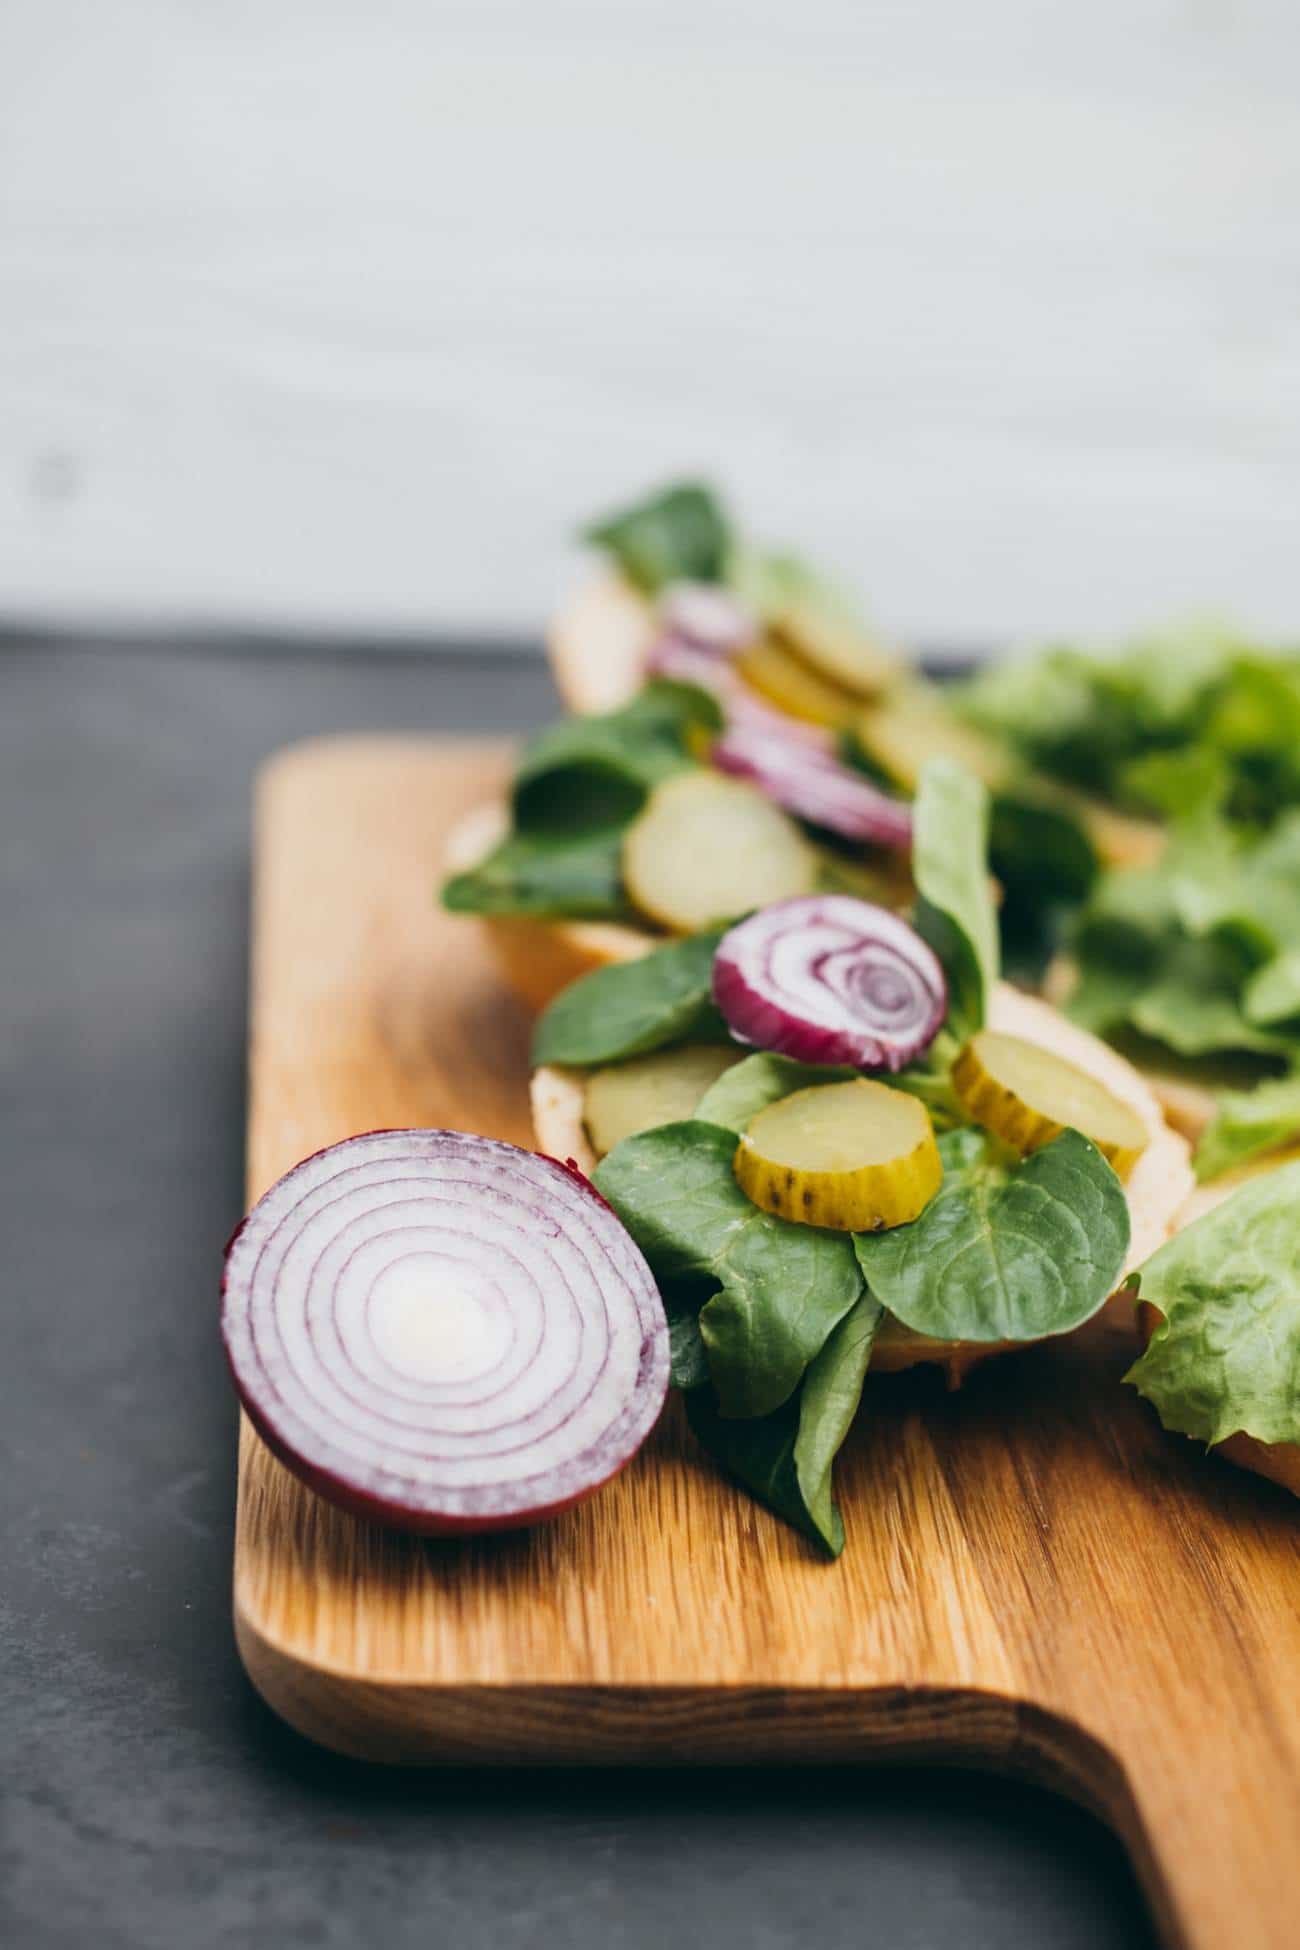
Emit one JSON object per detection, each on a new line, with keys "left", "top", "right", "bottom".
{"left": 1024, "top": 1695, "right": 1300, "bottom": 1950}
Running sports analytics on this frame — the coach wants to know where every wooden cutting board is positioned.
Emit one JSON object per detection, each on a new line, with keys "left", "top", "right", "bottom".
{"left": 235, "top": 735, "right": 1300, "bottom": 1950}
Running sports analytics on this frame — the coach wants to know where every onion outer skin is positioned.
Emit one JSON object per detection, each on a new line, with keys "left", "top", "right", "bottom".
{"left": 712, "top": 895, "right": 947, "bottom": 1073}
{"left": 222, "top": 1128, "right": 670, "bottom": 1535}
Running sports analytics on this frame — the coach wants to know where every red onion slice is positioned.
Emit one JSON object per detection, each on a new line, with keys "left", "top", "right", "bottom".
{"left": 656, "top": 581, "right": 758, "bottom": 654}
{"left": 221, "top": 1130, "right": 669, "bottom": 1533}
{"left": 712, "top": 895, "right": 947, "bottom": 1071}
{"left": 712, "top": 722, "right": 913, "bottom": 849}
{"left": 646, "top": 638, "right": 832, "bottom": 748}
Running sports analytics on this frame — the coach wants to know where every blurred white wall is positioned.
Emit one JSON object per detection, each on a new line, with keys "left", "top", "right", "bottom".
{"left": 1, "top": 0, "right": 1297, "bottom": 648}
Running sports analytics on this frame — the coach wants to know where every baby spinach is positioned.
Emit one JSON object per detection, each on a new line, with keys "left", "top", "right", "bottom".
{"left": 513, "top": 680, "right": 721, "bottom": 832}
{"left": 1127, "top": 1159, "right": 1300, "bottom": 1447}
{"left": 442, "top": 827, "right": 631, "bottom": 919}
{"left": 593, "top": 1120, "right": 865, "bottom": 1419}
{"left": 585, "top": 481, "right": 731, "bottom": 592}
{"left": 693, "top": 1053, "right": 858, "bottom": 1134}
{"left": 853, "top": 1127, "right": 1129, "bottom": 1344}
{"left": 531, "top": 930, "right": 729, "bottom": 1067}
{"left": 443, "top": 681, "right": 720, "bottom": 919}
{"left": 911, "top": 757, "right": 999, "bottom": 1037}
{"left": 686, "top": 1290, "right": 882, "bottom": 1558}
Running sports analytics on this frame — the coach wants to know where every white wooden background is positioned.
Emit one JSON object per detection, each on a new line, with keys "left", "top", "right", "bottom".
{"left": 1, "top": 1, "right": 1297, "bottom": 649}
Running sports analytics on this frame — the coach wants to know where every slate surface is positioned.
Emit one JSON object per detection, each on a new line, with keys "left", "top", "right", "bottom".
{"left": 0, "top": 640, "right": 1154, "bottom": 1949}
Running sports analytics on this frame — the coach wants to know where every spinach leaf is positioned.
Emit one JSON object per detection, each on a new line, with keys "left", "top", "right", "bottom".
{"left": 685, "top": 1290, "right": 882, "bottom": 1558}
{"left": 889, "top": 1026, "right": 968, "bottom": 1132}
{"left": 584, "top": 481, "right": 731, "bottom": 592}
{"left": 989, "top": 790, "right": 1097, "bottom": 906}
{"left": 854, "top": 1127, "right": 1129, "bottom": 1343}
{"left": 693, "top": 1053, "right": 858, "bottom": 1135}
{"left": 911, "top": 757, "right": 999, "bottom": 1035}
{"left": 531, "top": 930, "right": 729, "bottom": 1067}
{"left": 593, "top": 1120, "right": 865, "bottom": 1418}
{"left": 513, "top": 680, "right": 722, "bottom": 833}
{"left": 1194, "top": 1072, "right": 1300, "bottom": 1183}
{"left": 445, "top": 682, "right": 721, "bottom": 921}
{"left": 658, "top": 1274, "right": 717, "bottom": 1391}
{"left": 1127, "top": 1159, "right": 1300, "bottom": 1447}
{"left": 442, "top": 827, "right": 631, "bottom": 919}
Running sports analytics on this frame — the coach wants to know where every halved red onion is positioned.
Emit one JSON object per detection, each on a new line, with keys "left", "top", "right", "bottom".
{"left": 657, "top": 580, "right": 758, "bottom": 654}
{"left": 221, "top": 1129, "right": 669, "bottom": 1533}
{"left": 712, "top": 722, "right": 913, "bottom": 850}
{"left": 712, "top": 895, "right": 946, "bottom": 1071}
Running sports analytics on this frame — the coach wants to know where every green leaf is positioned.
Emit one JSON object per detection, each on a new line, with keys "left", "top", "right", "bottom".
{"left": 989, "top": 789, "right": 1097, "bottom": 906}
{"left": 693, "top": 1053, "right": 858, "bottom": 1135}
{"left": 443, "top": 682, "right": 723, "bottom": 921}
{"left": 888, "top": 1025, "right": 969, "bottom": 1132}
{"left": 593, "top": 1120, "right": 865, "bottom": 1418}
{"left": 1127, "top": 1159, "right": 1300, "bottom": 1446}
{"left": 911, "top": 757, "right": 999, "bottom": 1035}
{"left": 1129, "top": 934, "right": 1294, "bottom": 1058}
{"left": 1244, "top": 950, "right": 1300, "bottom": 1028}
{"left": 513, "top": 681, "right": 722, "bottom": 833}
{"left": 658, "top": 1275, "right": 716, "bottom": 1391}
{"left": 853, "top": 1127, "right": 1129, "bottom": 1344}
{"left": 585, "top": 481, "right": 731, "bottom": 592}
{"left": 531, "top": 930, "right": 729, "bottom": 1067}
{"left": 793, "top": 1290, "right": 882, "bottom": 1546}
{"left": 1120, "top": 747, "right": 1229, "bottom": 821}
{"left": 442, "top": 827, "right": 631, "bottom": 919}
{"left": 685, "top": 1290, "right": 882, "bottom": 1557}
{"left": 1194, "top": 1073, "right": 1300, "bottom": 1183}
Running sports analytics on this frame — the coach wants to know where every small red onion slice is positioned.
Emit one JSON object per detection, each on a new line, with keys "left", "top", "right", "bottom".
{"left": 646, "top": 638, "right": 832, "bottom": 748}
{"left": 712, "top": 895, "right": 946, "bottom": 1071}
{"left": 221, "top": 1130, "right": 669, "bottom": 1533}
{"left": 657, "top": 581, "right": 758, "bottom": 655}
{"left": 712, "top": 722, "right": 913, "bottom": 850}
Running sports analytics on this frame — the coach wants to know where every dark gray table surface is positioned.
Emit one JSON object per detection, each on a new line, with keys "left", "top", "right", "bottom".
{"left": 1, "top": 639, "right": 1156, "bottom": 1950}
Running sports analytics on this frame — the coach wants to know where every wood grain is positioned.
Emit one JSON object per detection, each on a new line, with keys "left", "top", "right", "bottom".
{"left": 235, "top": 735, "right": 1300, "bottom": 1950}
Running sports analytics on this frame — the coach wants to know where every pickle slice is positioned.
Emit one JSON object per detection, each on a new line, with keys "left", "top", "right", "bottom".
{"left": 768, "top": 601, "right": 898, "bottom": 700}
{"left": 622, "top": 771, "right": 818, "bottom": 932}
{"left": 856, "top": 694, "right": 1163, "bottom": 871}
{"left": 952, "top": 1028, "right": 1148, "bottom": 1179}
{"left": 735, "top": 637, "right": 862, "bottom": 727}
{"left": 856, "top": 689, "right": 1011, "bottom": 793}
{"left": 735, "top": 1079, "right": 942, "bottom": 1232}
{"left": 584, "top": 1045, "right": 740, "bottom": 1158}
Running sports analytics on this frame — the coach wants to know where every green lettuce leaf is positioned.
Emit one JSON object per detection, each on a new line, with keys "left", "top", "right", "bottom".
{"left": 1066, "top": 801, "right": 1300, "bottom": 1061}
{"left": 531, "top": 930, "right": 728, "bottom": 1067}
{"left": 853, "top": 1127, "right": 1129, "bottom": 1343}
{"left": 911, "top": 757, "right": 999, "bottom": 1036}
{"left": 1126, "top": 1160, "right": 1300, "bottom": 1446}
{"left": 1194, "top": 1072, "right": 1300, "bottom": 1183}
{"left": 685, "top": 1290, "right": 882, "bottom": 1558}
{"left": 593, "top": 1120, "right": 865, "bottom": 1418}
{"left": 585, "top": 481, "right": 731, "bottom": 592}
{"left": 1244, "top": 951, "right": 1300, "bottom": 1028}
{"left": 959, "top": 624, "right": 1235, "bottom": 802}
